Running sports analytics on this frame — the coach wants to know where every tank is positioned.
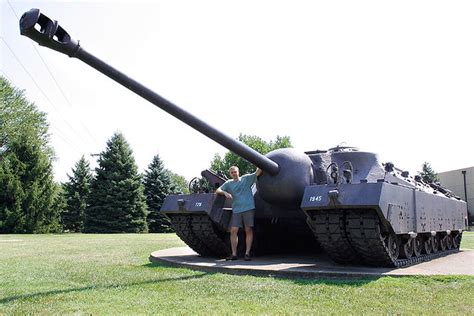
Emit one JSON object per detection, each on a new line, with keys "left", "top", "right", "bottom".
{"left": 301, "top": 146, "right": 467, "bottom": 267}
{"left": 20, "top": 9, "right": 468, "bottom": 267}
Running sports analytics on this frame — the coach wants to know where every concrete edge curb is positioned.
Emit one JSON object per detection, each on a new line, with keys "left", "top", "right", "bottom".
{"left": 149, "top": 254, "right": 383, "bottom": 280}
{"left": 148, "top": 247, "right": 474, "bottom": 279}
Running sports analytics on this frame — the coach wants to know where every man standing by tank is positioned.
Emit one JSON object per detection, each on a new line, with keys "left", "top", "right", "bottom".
{"left": 216, "top": 166, "right": 262, "bottom": 261}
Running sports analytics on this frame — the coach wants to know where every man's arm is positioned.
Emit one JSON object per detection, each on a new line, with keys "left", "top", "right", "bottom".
{"left": 246, "top": 168, "right": 261, "bottom": 185}
{"left": 216, "top": 187, "right": 232, "bottom": 199}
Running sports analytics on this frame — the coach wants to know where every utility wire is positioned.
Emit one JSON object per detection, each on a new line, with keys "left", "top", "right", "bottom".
{"left": 0, "top": 69, "right": 80, "bottom": 153}
{"left": 1, "top": 38, "right": 58, "bottom": 111}
{"left": 1, "top": 36, "right": 88, "bottom": 145}
{"left": 50, "top": 126, "right": 81, "bottom": 152}
{"left": 6, "top": 0, "right": 98, "bottom": 144}
{"left": 0, "top": 70, "right": 13, "bottom": 83}
{"left": 5, "top": 0, "right": 20, "bottom": 20}
{"left": 32, "top": 48, "right": 98, "bottom": 144}
{"left": 1, "top": 38, "right": 82, "bottom": 153}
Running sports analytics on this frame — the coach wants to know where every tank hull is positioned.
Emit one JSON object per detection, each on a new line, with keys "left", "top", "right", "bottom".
{"left": 161, "top": 193, "right": 319, "bottom": 257}
{"left": 301, "top": 182, "right": 467, "bottom": 234}
{"left": 161, "top": 159, "right": 468, "bottom": 266}
{"left": 301, "top": 182, "right": 467, "bottom": 267}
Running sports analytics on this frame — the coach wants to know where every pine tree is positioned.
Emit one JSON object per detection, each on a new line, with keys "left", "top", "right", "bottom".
{"left": 143, "top": 155, "right": 174, "bottom": 233}
{"left": 62, "top": 156, "right": 92, "bottom": 232}
{"left": 52, "top": 183, "right": 67, "bottom": 230}
{"left": 0, "top": 76, "right": 62, "bottom": 233}
{"left": 419, "top": 161, "right": 439, "bottom": 183}
{"left": 85, "top": 132, "right": 148, "bottom": 233}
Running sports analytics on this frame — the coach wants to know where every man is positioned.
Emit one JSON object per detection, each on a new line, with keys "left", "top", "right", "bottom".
{"left": 216, "top": 166, "right": 262, "bottom": 261}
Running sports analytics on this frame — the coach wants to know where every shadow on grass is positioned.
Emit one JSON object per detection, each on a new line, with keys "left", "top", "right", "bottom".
{"left": 285, "top": 276, "right": 379, "bottom": 286}
{"left": 147, "top": 261, "right": 474, "bottom": 287}
{"left": 0, "top": 272, "right": 208, "bottom": 304}
{"left": 146, "top": 261, "right": 379, "bottom": 287}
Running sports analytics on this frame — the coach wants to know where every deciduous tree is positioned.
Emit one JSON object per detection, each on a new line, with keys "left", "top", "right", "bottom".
{"left": 210, "top": 134, "right": 292, "bottom": 175}
{"left": 167, "top": 171, "right": 189, "bottom": 194}
{"left": 0, "top": 76, "right": 61, "bottom": 233}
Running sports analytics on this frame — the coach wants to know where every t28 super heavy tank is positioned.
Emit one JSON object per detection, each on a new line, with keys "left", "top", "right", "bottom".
{"left": 301, "top": 147, "right": 467, "bottom": 267}
{"left": 20, "top": 8, "right": 468, "bottom": 267}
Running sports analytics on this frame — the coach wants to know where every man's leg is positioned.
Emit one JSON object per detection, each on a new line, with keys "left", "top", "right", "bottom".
{"left": 244, "top": 226, "right": 253, "bottom": 256}
{"left": 230, "top": 226, "right": 239, "bottom": 257}
{"left": 242, "top": 210, "right": 255, "bottom": 257}
{"left": 228, "top": 212, "right": 242, "bottom": 258}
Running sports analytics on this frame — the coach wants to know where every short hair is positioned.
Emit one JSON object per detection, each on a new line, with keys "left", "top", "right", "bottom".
{"left": 229, "top": 166, "right": 239, "bottom": 173}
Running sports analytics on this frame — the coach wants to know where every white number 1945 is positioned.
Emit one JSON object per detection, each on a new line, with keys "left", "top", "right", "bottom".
{"left": 309, "top": 196, "right": 322, "bottom": 202}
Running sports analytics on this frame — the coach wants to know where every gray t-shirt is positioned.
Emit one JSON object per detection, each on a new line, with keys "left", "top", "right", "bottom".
{"left": 219, "top": 172, "right": 257, "bottom": 213}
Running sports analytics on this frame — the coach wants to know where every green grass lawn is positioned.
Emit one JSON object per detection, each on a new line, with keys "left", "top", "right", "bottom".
{"left": 1, "top": 232, "right": 473, "bottom": 314}
{"left": 463, "top": 231, "right": 474, "bottom": 249}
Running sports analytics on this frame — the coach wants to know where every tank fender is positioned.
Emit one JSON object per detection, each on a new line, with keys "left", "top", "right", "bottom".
{"left": 301, "top": 182, "right": 467, "bottom": 234}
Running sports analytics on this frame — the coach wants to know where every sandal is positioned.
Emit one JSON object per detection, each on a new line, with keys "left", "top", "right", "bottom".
{"left": 225, "top": 255, "right": 238, "bottom": 261}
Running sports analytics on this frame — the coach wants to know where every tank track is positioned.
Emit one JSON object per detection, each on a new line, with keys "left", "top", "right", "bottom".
{"left": 168, "top": 214, "right": 229, "bottom": 258}
{"left": 189, "top": 214, "right": 229, "bottom": 257}
{"left": 307, "top": 209, "right": 462, "bottom": 268}
{"left": 306, "top": 210, "right": 359, "bottom": 264}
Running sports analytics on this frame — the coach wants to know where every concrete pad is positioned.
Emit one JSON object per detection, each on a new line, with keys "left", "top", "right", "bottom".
{"left": 149, "top": 247, "right": 474, "bottom": 278}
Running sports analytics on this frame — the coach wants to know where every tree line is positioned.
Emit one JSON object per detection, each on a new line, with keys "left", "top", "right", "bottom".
{"left": 61, "top": 133, "right": 186, "bottom": 233}
{"left": 1, "top": 76, "right": 440, "bottom": 234}
{"left": 0, "top": 77, "right": 184, "bottom": 233}
{"left": 1, "top": 76, "right": 291, "bottom": 234}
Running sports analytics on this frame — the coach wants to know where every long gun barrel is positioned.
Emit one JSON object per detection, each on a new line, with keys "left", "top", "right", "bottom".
{"left": 19, "top": 8, "right": 280, "bottom": 175}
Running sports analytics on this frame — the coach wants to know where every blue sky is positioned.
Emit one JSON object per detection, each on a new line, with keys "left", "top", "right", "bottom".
{"left": 2, "top": 0, "right": 473, "bottom": 182}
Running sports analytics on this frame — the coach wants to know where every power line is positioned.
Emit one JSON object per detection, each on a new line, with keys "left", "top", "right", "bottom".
{"left": 4, "top": 1, "right": 86, "bottom": 157}
{"left": 1, "top": 38, "right": 83, "bottom": 153}
{"left": 0, "top": 69, "right": 80, "bottom": 154}
{"left": 32, "top": 49, "right": 99, "bottom": 143}
{"left": 1, "top": 38, "right": 58, "bottom": 110}
{"left": 5, "top": 0, "right": 20, "bottom": 20}
{"left": 50, "top": 127, "right": 82, "bottom": 153}
{"left": 6, "top": 0, "right": 98, "bottom": 145}
{"left": 1, "top": 36, "right": 88, "bottom": 145}
{"left": 0, "top": 70, "right": 13, "bottom": 83}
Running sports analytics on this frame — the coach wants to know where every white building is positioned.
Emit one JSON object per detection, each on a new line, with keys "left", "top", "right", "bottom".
{"left": 438, "top": 166, "right": 474, "bottom": 226}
